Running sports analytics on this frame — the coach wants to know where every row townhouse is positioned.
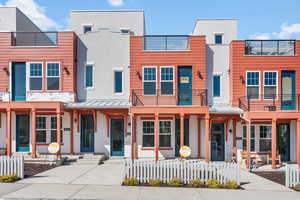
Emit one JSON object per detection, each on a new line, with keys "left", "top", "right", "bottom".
{"left": 0, "top": 7, "right": 299, "bottom": 169}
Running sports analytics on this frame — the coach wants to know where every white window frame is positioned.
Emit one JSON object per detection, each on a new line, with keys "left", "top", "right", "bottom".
{"left": 246, "top": 71, "right": 260, "bottom": 100}
{"left": 142, "top": 66, "right": 157, "bottom": 96}
{"left": 242, "top": 125, "right": 256, "bottom": 152}
{"left": 46, "top": 62, "right": 61, "bottom": 91}
{"left": 160, "top": 66, "right": 174, "bottom": 96}
{"left": 36, "top": 116, "right": 47, "bottom": 144}
{"left": 263, "top": 71, "right": 278, "bottom": 100}
{"left": 142, "top": 120, "right": 155, "bottom": 148}
{"left": 159, "top": 120, "right": 172, "bottom": 148}
{"left": 36, "top": 115, "right": 63, "bottom": 144}
{"left": 113, "top": 69, "right": 123, "bottom": 95}
{"left": 259, "top": 125, "right": 272, "bottom": 153}
{"left": 28, "top": 62, "right": 43, "bottom": 91}
{"left": 85, "top": 64, "right": 94, "bottom": 89}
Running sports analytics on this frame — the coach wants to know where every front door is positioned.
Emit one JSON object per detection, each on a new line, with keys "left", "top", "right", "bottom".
{"left": 111, "top": 119, "right": 124, "bottom": 156}
{"left": 211, "top": 123, "right": 225, "bottom": 161}
{"left": 178, "top": 66, "right": 192, "bottom": 105}
{"left": 175, "top": 119, "right": 189, "bottom": 157}
{"left": 80, "top": 114, "right": 94, "bottom": 152}
{"left": 281, "top": 71, "right": 295, "bottom": 110}
{"left": 277, "top": 123, "right": 290, "bottom": 162}
{"left": 12, "top": 62, "right": 26, "bottom": 101}
{"left": 16, "top": 114, "right": 30, "bottom": 152}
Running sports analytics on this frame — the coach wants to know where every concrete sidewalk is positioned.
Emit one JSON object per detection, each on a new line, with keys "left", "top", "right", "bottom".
{"left": 1, "top": 183, "right": 300, "bottom": 200}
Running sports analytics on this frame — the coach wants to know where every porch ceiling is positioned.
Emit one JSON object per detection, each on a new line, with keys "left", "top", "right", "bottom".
{"left": 245, "top": 111, "right": 300, "bottom": 120}
{"left": 0, "top": 101, "right": 63, "bottom": 111}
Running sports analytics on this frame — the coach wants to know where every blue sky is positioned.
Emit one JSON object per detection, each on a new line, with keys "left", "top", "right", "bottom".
{"left": 0, "top": 0, "right": 300, "bottom": 39}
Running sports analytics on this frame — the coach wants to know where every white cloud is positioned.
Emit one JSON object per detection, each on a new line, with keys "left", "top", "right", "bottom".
{"left": 107, "top": 0, "right": 124, "bottom": 7}
{"left": 0, "top": 0, "right": 61, "bottom": 30}
{"left": 250, "top": 23, "right": 300, "bottom": 39}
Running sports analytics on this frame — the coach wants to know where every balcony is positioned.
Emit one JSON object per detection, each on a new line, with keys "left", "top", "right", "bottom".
{"left": 238, "top": 94, "right": 300, "bottom": 112}
{"left": 132, "top": 89, "right": 207, "bottom": 106}
{"left": 245, "top": 40, "right": 295, "bottom": 56}
{"left": 11, "top": 32, "right": 58, "bottom": 47}
{"left": 144, "top": 35, "right": 190, "bottom": 51}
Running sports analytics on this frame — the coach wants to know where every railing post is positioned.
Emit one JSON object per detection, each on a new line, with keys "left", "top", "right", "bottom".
{"left": 247, "top": 96, "right": 250, "bottom": 111}
{"left": 156, "top": 90, "right": 158, "bottom": 105}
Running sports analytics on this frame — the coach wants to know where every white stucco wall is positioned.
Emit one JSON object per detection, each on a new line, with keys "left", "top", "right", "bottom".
{"left": 27, "top": 93, "right": 75, "bottom": 102}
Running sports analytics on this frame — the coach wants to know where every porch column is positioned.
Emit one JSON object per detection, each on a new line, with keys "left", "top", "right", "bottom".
{"left": 197, "top": 116, "right": 201, "bottom": 159}
{"left": 31, "top": 108, "right": 37, "bottom": 158}
{"left": 131, "top": 115, "right": 137, "bottom": 160}
{"left": 180, "top": 114, "right": 184, "bottom": 148}
{"left": 70, "top": 111, "right": 74, "bottom": 155}
{"left": 297, "top": 119, "right": 300, "bottom": 167}
{"left": 154, "top": 113, "right": 159, "bottom": 161}
{"left": 56, "top": 109, "right": 62, "bottom": 158}
{"left": 246, "top": 121, "right": 251, "bottom": 168}
{"left": 6, "top": 108, "right": 12, "bottom": 157}
{"left": 205, "top": 117, "right": 210, "bottom": 162}
{"left": 271, "top": 119, "right": 277, "bottom": 169}
{"left": 232, "top": 119, "right": 237, "bottom": 156}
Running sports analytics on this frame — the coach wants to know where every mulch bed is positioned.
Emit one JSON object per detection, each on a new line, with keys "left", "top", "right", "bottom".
{"left": 252, "top": 171, "right": 285, "bottom": 185}
{"left": 24, "top": 163, "right": 57, "bottom": 178}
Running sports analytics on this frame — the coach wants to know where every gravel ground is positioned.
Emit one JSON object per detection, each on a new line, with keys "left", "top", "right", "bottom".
{"left": 252, "top": 172, "right": 285, "bottom": 186}
{"left": 24, "top": 163, "right": 57, "bottom": 178}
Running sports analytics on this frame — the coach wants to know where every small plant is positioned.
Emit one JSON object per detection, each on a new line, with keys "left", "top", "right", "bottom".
{"left": 149, "top": 179, "right": 163, "bottom": 186}
{"left": 206, "top": 179, "right": 222, "bottom": 188}
{"left": 0, "top": 174, "right": 20, "bottom": 183}
{"left": 169, "top": 178, "right": 183, "bottom": 187}
{"left": 294, "top": 184, "right": 300, "bottom": 191}
{"left": 224, "top": 181, "right": 239, "bottom": 189}
{"left": 123, "top": 177, "right": 139, "bottom": 186}
{"left": 188, "top": 178, "right": 205, "bottom": 188}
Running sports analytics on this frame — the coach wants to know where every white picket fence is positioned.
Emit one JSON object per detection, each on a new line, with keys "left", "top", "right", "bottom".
{"left": 123, "top": 159, "right": 240, "bottom": 185}
{"left": 286, "top": 165, "right": 300, "bottom": 187}
{"left": 0, "top": 156, "right": 24, "bottom": 179}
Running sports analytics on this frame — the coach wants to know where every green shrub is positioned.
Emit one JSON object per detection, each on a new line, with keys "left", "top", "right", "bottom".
{"left": 0, "top": 174, "right": 20, "bottom": 183}
{"left": 188, "top": 178, "right": 205, "bottom": 188}
{"left": 224, "top": 181, "right": 238, "bottom": 189}
{"left": 123, "top": 177, "right": 139, "bottom": 186}
{"left": 149, "top": 179, "right": 163, "bottom": 186}
{"left": 294, "top": 184, "right": 300, "bottom": 191}
{"left": 206, "top": 179, "right": 222, "bottom": 188}
{"left": 169, "top": 178, "right": 183, "bottom": 187}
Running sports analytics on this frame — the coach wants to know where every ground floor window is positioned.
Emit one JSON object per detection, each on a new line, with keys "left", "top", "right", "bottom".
{"left": 36, "top": 116, "right": 63, "bottom": 144}
{"left": 242, "top": 125, "right": 255, "bottom": 151}
{"left": 259, "top": 126, "right": 272, "bottom": 152}
{"left": 159, "top": 121, "right": 171, "bottom": 147}
{"left": 142, "top": 121, "right": 154, "bottom": 147}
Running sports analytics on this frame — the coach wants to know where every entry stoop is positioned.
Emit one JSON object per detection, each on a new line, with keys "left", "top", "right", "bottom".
{"left": 67, "top": 154, "right": 107, "bottom": 165}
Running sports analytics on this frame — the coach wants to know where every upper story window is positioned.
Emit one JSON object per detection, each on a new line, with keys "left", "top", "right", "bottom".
{"left": 46, "top": 63, "right": 60, "bottom": 90}
{"left": 85, "top": 65, "right": 93, "bottom": 88}
{"left": 83, "top": 25, "right": 92, "bottom": 34}
{"left": 160, "top": 67, "right": 174, "bottom": 95}
{"left": 29, "top": 63, "right": 43, "bottom": 91}
{"left": 143, "top": 67, "right": 156, "bottom": 95}
{"left": 114, "top": 71, "right": 123, "bottom": 93}
{"left": 144, "top": 35, "right": 189, "bottom": 51}
{"left": 215, "top": 34, "right": 223, "bottom": 44}
{"left": 246, "top": 71, "right": 260, "bottom": 99}
{"left": 264, "top": 71, "right": 277, "bottom": 99}
{"left": 213, "top": 75, "right": 221, "bottom": 97}
{"left": 245, "top": 40, "right": 296, "bottom": 56}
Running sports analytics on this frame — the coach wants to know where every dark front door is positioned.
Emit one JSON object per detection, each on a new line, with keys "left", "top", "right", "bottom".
{"left": 178, "top": 66, "right": 192, "bottom": 105}
{"left": 16, "top": 114, "right": 30, "bottom": 152}
{"left": 281, "top": 71, "right": 295, "bottom": 110}
{"left": 12, "top": 62, "right": 26, "bottom": 101}
{"left": 80, "top": 114, "right": 94, "bottom": 152}
{"left": 111, "top": 119, "right": 124, "bottom": 156}
{"left": 211, "top": 123, "right": 225, "bottom": 161}
{"left": 277, "top": 123, "right": 290, "bottom": 162}
{"left": 175, "top": 119, "right": 189, "bottom": 157}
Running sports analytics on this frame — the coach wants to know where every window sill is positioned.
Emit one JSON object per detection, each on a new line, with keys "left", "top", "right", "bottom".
{"left": 141, "top": 147, "right": 173, "bottom": 151}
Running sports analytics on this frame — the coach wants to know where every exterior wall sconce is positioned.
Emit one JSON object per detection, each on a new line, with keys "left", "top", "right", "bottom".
{"left": 64, "top": 67, "right": 70, "bottom": 75}
{"left": 240, "top": 75, "right": 245, "bottom": 84}
{"left": 197, "top": 71, "right": 203, "bottom": 79}
{"left": 136, "top": 71, "right": 142, "bottom": 80}
{"left": 3, "top": 67, "right": 9, "bottom": 76}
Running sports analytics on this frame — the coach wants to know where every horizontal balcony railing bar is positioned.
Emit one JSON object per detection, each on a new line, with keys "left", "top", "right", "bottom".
{"left": 11, "top": 32, "right": 58, "bottom": 47}
{"left": 132, "top": 89, "right": 207, "bottom": 106}
{"left": 143, "top": 35, "right": 190, "bottom": 51}
{"left": 238, "top": 94, "right": 300, "bottom": 112}
{"left": 245, "top": 40, "right": 296, "bottom": 56}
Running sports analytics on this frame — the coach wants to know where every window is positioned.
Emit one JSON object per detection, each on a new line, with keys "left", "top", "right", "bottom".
{"left": 246, "top": 71, "right": 260, "bottom": 99}
{"left": 160, "top": 67, "right": 174, "bottom": 95}
{"left": 259, "top": 126, "right": 272, "bottom": 152}
{"left": 50, "top": 116, "right": 63, "bottom": 143}
{"left": 159, "top": 121, "right": 171, "bottom": 147}
{"left": 83, "top": 26, "right": 92, "bottom": 33}
{"left": 142, "top": 121, "right": 154, "bottom": 147}
{"left": 143, "top": 67, "right": 156, "bottom": 95}
{"left": 264, "top": 71, "right": 277, "bottom": 99}
{"left": 47, "top": 63, "right": 60, "bottom": 90}
{"left": 215, "top": 34, "right": 223, "bottom": 44}
{"left": 114, "top": 71, "right": 122, "bottom": 93}
{"left": 85, "top": 65, "right": 93, "bottom": 88}
{"left": 242, "top": 126, "right": 255, "bottom": 151}
{"left": 213, "top": 75, "right": 221, "bottom": 97}
{"left": 36, "top": 117, "right": 46, "bottom": 143}
{"left": 29, "top": 63, "right": 43, "bottom": 90}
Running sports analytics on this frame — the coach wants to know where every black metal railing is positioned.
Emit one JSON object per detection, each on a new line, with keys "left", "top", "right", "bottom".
{"left": 238, "top": 94, "right": 300, "bottom": 112}
{"left": 245, "top": 40, "right": 296, "bottom": 56}
{"left": 132, "top": 89, "right": 207, "bottom": 106}
{"left": 144, "top": 35, "right": 190, "bottom": 51}
{"left": 11, "top": 32, "right": 58, "bottom": 46}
